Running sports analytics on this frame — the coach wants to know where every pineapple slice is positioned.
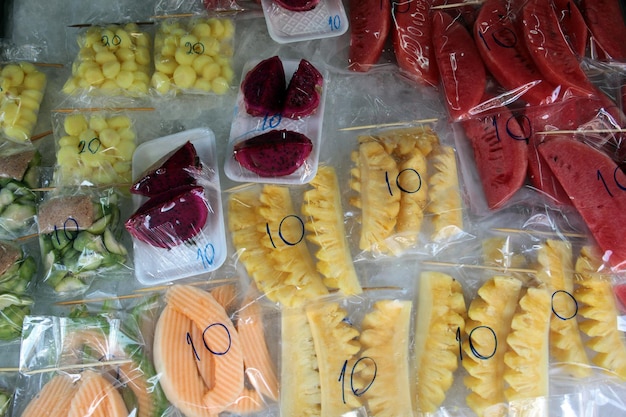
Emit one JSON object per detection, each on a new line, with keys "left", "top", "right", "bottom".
{"left": 481, "top": 237, "right": 526, "bottom": 269}
{"left": 574, "top": 246, "right": 626, "bottom": 380}
{"left": 228, "top": 190, "right": 296, "bottom": 304}
{"left": 349, "top": 139, "right": 401, "bottom": 254}
{"left": 463, "top": 276, "right": 522, "bottom": 417}
{"left": 281, "top": 307, "right": 322, "bottom": 417}
{"left": 376, "top": 126, "right": 440, "bottom": 157}
{"left": 414, "top": 271, "right": 466, "bottom": 413}
{"left": 306, "top": 301, "right": 362, "bottom": 416}
{"left": 258, "top": 185, "right": 328, "bottom": 306}
{"left": 426, "top": 146, "right": 463, "bottom": 242}
{"left": 302, "top": 165, "right": 362, "bottom": 295}
{"left": 359, "top": 299, "right": 413, "bottom": 417}
{"left": 503, "top": 287, "right": 551, "bottom": 406}
{"left": 536, "top": 240, "right": 591, "bottom": 377}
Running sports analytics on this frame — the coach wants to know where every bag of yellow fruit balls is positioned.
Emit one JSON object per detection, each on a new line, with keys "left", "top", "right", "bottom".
{"left": 151, "top": 16, "right": 235, "bottom": 96}
{"left": 51, "top": 110, "right": 139, "bottom": 187}
{"left": 0, "top": 62, "right": 47, "bottom": 144}
{"left": 62, "top": 22, "right": 152, "bottom": 98}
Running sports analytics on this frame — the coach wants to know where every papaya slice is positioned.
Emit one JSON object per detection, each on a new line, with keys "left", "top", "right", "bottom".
{"left": 432, "top": 10, "right": 486, "bottom": 120}
{"left": 348, "top": 0, "right": 391, "bottom": 72}
{"left": 426, "top": 145, "right": 463, "bottom": 241}
{"left": 21, "top": 373, "right": 80, "bottom": 417}
{"left": 580, "top": 0, "right": 626, "bottom": 61}
{"left": 67, "top": 370, "right": 129, "bottom": 417}
{"left": 302, "top": 166, "right": 362, "bottom": 295}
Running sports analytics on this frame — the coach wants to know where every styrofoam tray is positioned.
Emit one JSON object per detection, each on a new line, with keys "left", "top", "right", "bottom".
{"left": 225, "top": 58, "right": 327, "bottom": 185}
{"left": 261, "top": 0, "right": 348, "bottom": 44}
{"left": 130, "top": 128, "right": 227, "bottom": 284}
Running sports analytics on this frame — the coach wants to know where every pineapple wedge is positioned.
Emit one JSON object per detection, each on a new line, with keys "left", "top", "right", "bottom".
{"left": 426, "top": 146, "right": 463, "bottom": 242}
{"left": 481, "top": 237, "right": 526, "bottom": 269}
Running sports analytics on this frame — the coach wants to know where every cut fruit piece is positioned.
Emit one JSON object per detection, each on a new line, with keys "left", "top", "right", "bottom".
{"left": 274, "top": 0, "right": 319, "bottom": 11}
{"left": 242, "top": 56, "right": 286, "bottom": 117}
{"left": 575, "top": 246, "right": 626, "bottom": 380}
{"left": 503, "top": 287, "right": 551, "bottom": 404}
{"left": 536, "top": 239, "right": 591, "bottom": 377}
{"left": 306, "top": 301, "right": 362, "bottom": 415}
{"left": 359, "top": 300, "right": 413, "bottom": 417}
{"left": 281, "top": 307, "right": 322, "bottom": 417}
{"left": 131, "top": 141, "right": 201, "bottom": 198}
{"left": 580, "top": 0, "right": 626, "bottom": 61}
{"left": 21, "top": 373, "right": 80, "bottom": 417}
{"left": 302, "top": 166, "right": 362, "bottom": 295}
{"left": 481, "top": 237, "right": 526, "bottom": 269}
{"left": 283, "top": 59, "right": 323, "bottom": 119}
{"left": 553, "top": 0, "right": 588, "bottom": 57}
{"left": 233, "top": 130, "right": 313, "bottom": 177}
{"left": 414, "top": 271, "right": 466, "bottom": 414}
{"left": 348, "top": 0, "right": 391, "bottom": 72}
{"left": 67, "top": 370, "right": 129, "bottom": 417}
{"left": 461, "top": 105, "right": 529, "bottom": 210}
{"left": 432, "top": 10, "right": 486, "bottom": 120}
{"left": 125, "top": 185, "right": 209, "bottom": 249}
{"left": 463, "top": 276, "right": 522, "bottom": 417}
{"left": 426, "top": 145, "right": 463, "bottom": 241}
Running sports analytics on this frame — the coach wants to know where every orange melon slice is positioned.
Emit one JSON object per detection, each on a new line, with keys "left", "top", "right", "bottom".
{"left": 67, "top": 370, "right": 129, "bottom": 417}
{"left": 21, "top": 373, "right": 80, "bottom": 417}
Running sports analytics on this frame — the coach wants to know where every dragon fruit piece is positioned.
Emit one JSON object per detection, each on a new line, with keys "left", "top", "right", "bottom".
{"left": 234, "top": 130, "right": 313, "bottom": 177}
{"left": 242, "top": 56, "right": 286, "bottom": 117}
{"left": 283, "top": 59, "right": 323, "bottom": 119}
{"left": 125, "top": 185, "right": 209, "bottom": 249}
{"left": 131, "top": 141, "right": 202, "bottom": 198}
{"left": 274, "top": 0, "right": 320, "bottom": 11}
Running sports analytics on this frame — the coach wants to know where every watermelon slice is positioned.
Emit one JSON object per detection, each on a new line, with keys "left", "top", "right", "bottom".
{"left": 553, "top": 0, "right": 588, "bottom": 57}
{"left": 348, "top": 0, "right": 391, "bottom": 72}
{"left": 580, "top": 0, "right": 626, "bottom": 61}
{"left": 539, "top": 136, "right": 626, "bottom": 269}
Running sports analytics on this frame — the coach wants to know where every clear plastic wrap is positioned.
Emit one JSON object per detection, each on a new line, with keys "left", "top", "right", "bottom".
{"left": 151, "top": 15, "right": 236, "bottom": 96}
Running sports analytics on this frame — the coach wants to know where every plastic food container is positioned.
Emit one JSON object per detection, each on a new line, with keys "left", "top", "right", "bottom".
{"left": 261, "top": 0, "right": 348, "bottom": 44}
{"left": 225, "top": 58, "right": 327, "bottom": 185}
{"left": 130, "top": 128, "right": 227, "bottom": 284}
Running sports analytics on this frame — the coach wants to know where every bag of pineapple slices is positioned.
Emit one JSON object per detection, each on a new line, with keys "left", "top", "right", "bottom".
{"left": 12, "top": 313, "right": 165, "bottom": 417}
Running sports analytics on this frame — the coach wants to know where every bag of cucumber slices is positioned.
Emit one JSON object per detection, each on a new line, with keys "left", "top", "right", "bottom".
{"left": 37, "top": 187, "right": 131, "bottom": 295}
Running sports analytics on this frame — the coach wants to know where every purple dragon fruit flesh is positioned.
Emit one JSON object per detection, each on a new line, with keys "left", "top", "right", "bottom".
{"left": 242, "top": 56, "right": 286, "bottom": 117}
{"left": 125, "top": 185, "right": 209, "bottom": 249}
{"left": 234, "top": 130, "right": 313, "bottom": 177}
{"left": 274, "top": 0, "right": 320, "bottom": 12}
{"left": 283, "top": 59, "right": 323, "bottom": 119}
{"left": 131, "top": 141, "right": 202, "bottom": 198}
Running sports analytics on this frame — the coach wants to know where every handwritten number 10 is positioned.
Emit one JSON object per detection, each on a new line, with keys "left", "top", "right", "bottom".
{"left": 266, "top": 215, "right": 305, "bottom": 248}
{"left": 328, "top": 15, "right": 341, "bottom": 31}
{"left": 187, "top": 322, "right": 232, "bottom": 360}
{"left": 598, "top": 167, "right": 626, "bottom": 198}
{"left": 338, "top": 357, "right": 376, "bottom": 404}
{"left": 197, "top": 243, "right": 215, "bottom": 269}
{"left": 456, "top": 326, "right": 497, "bottom": 361}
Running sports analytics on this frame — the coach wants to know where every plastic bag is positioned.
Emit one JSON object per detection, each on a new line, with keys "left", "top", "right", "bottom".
{"left": 151, "top": 15, "right": 235, "bottom": 96}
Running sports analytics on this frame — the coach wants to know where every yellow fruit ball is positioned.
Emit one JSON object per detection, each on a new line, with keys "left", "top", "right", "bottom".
{"left": 57, "top": 145, "right": 79, "bottom": 168}
{"left": 173, "top": 65, "right": 196, "bottom": 89}
{"left": 100, "top": 79, "right": 119, "bottom": 92}
{"left": 79, "top": 128, "right": 97, "bottom": 143}
{"left": 17, "top": 108, "right": 37, "bottom": 125}
{"left": 160, "top": 44, "right": 176, "bottom": 58}
{"left": 19, "top": 62, "right": 36, "bottom": 73}
{"left": 129, "top": 80, "right": 149, "bottom": 95}
{"left": 115, "top": 71, "right": 134, "bottom": 89}
{"left": 135, "top": 32, "right": 150, "bottom": 48}
{"left": 222, "top": 19, "right": 235, "bottom": 39}
{"left": 3, "top": 125, "right": 29, "bottom": 142}
{"left": 192, "top": 22, "right": 211, "bottom": 38}
{"left": 117, "top": 140, "right": 136, "bottom": 160}
{"left": 113, "top": 160, "right": 131, "bottom": 175}
{"left": 192, "top": 55, "right": 213, "bottom": 75}
{"left": 208, "top": 18, "right": 225, "bottom": 39}
{"left": 135, "top": 46, "right": 151, "bottom": 66}
{"left": 100, "top": 29, "right": 116, "bottom": 46}
{"left": 23, "top": 71, "right": 46, "bottom": 91}
{"left": 84, "top": 67, "right": 105, "bottom": 85}
{"left": 1, "top": 64, "right": 25, "bottom": 87}
{"left": 62, "top": 78, "right": 79, "bottom": 95}
{"left": 211, "top": 76, "right": 230, "bottom": 94}
{"left": 175, "top": 48, "right": 196, "bottom": 66}
{"left": 120, "top": 60, "right": 139, "bottom": 73}
{"left": 155, "top": 57, "right": 177, "bottom": 75}
{"left": 163, "top": 34, "right": 178, "bottom": 47}
{"left": 77, "top": 164, "right": 93, "bottom": 181}
{"left": 108, "top": 115, "right": 131, "bottom": 130}
{"left": 99, "top": 128, "right": 121, "bottom": 148}
{"left": 102, "top": 60, "right": 121, "bottom": 79}
{"left": 160, "top": 20, "right": 180, "bottom": 35}
{"left": 151, "top": 72, "right": 171, "bottom": 94}
{"left": 124, "top": 22, "right": 139, "bottom": 33}
{"left": 201, "top": 62, "right": 221, "bottom": 81}
{"left": 78, "top": 47, "right": 96, "bottom": 62}
{"left": 92, "top": 169, "right": 116, "bottom": 185}
{"left": 115, "top": 29, "right": 133, "bottom": 48}
{"left": 200, "top": 37, "right": 220, "bottom": 56}
{"left": 171, "top": 28, "right": 187, "bottom": 38}
{"left": 115, "top": 47, "right": 135, "bottom": 62}
{"left": 80, "top": 150, "right": 103, "bottom": 168}
{"left": 58, "top": 135, "right": 79, "bottom": 148}
{"left": 95, "top": 50, "right": 118, "bottom": 65}
{"left": 118, "top": 127, "right": 136, "bottom": 143}
{"left": 21, "top": 89, "right": 44, "bottom": 103}
{"left": 221, "top": 64, "right": 234, "bottom": 83}
{"left": 84, "top": 29, "right": 101, "bottom": 47}
{"left": 1, "top": 102, "right": 19, "bottom": 124}
{"left": 193, "top": 78, "right": 212, "bottom": 92}
{"left": 133, "top": 71, "right": 150, "bottom": 85}
{"left": 18, "top": 95, "right": 40, "bottom": 112}
{"left": 180, "top": 34, "right": 199, "bottom": 48}
{"left": 64, "top": 114, "right": 89, "bottom": 136}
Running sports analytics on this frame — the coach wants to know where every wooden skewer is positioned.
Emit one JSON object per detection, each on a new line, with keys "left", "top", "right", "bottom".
{"left": 431, "top": 0, "right": 485, "bottom": 9}
{"left": 133, "top": 277, "right": 239, "bottom": 293}
{"left": 423, "top": 260, "right": 537, "bottom": 274}
{"left": 68, "top": 21, "right": 154, "bottom": 28}
{"left": 33, "top": 63, "right": 64, "bottom": 68}
{"left": 150, "top": 10, "right": 240, "bottom": 19}
{"left": 22, "top": 359, "right": 133, "bottom": 375}
{"left": 339, "top": 118, "right": 438, "bottom": 132}
{"left": 30, "top": 130, "right": 53, "bottom": 141}
{"left": 493, "top": 227, "right": 587, "bottom": 239}
{"left": 537, "top": 129, "right": 626, "bottom": 135}
{"left": 30, "top": 183, "right": 132, "bottom": 192}
{"left": 0, "top": 367, "right": 20, "bottom": 373}
{"left": 55, "top": 293, "right": 147, "bottom": 306}
{"left": 224, "top": 182, "right": 256, "bottom": 193}
{"left": 53, "top": 107, "right": 155, "bottom": 113}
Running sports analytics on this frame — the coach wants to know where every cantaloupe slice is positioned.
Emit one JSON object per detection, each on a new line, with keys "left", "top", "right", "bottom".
{"left": 165, "top": 285, "right": 245, "bottom": 412}
{"left": 462, "top": 276, "right": 522, "bottom": 417}
{"left": 426, "top": 146, "right": 463, "bottom": 242}
{"left": 280, "top": 307, "right": 322, "bottom": 417}
{"left": 67, "top": 370, "right": 129, "bottom": 417}
{"left": 536, "top": 239, "right": 591, "bottom": 377}
{"left": 575, "top": 246, "right": 626, "bottom": 380}
{"left": 21, "top": 373, "right": 80, "bottom": 417}
{"left": 225, "top": 388, "right": 265, "bottom": 415}
{"left": 211, "top": 284, "right": 239, "bottom": 314}
{"left": 306, "top": 301, "right": 362, "bottom": 416}
{"left": 503, "top": 287, "right": 551, "bottom": 407}
{"left": 414, "top": 271, "right": 466, "bottom": 413}
{"left": 359, "top": 299, "right": 413, "bottom": 416}
{"left": 302, "top": 165, "right": 362, "bottom": 295}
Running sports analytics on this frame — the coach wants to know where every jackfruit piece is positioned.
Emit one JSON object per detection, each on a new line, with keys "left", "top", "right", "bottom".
{"left": 281, "top": 307, "right": 322, "bottom": 417}
{"left": 306, "top": 301, "right": 362, "bottom": 415}
{"left": 463, "top": 276, "right": 522, "bottom": 417}
{"left": 415, "top": 271, "right": 466, "bottom": 413}
{"left": 503, "top": 287, "right": 551, "bottom": 403}
{"left": 302, "top": 165, "right": 362, "bottom": 295}
{"left": 426, "top": 146, "right": 463, "bottom": 242}
{"left": 575, "top": 246, "right": 626, "bottom": 380}
{"left": 359, "top": 299, "right": 413, "bottom": 417}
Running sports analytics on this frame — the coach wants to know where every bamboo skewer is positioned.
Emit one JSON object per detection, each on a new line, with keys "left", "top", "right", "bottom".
{"left": 422, "top": 260, "right": 537, "bottom": 274}
{"left": 537, "top": 129, "right": 626, "bottom": 135}
{"left": 52, "top": 107, "right": 155, "bottom": 113}
{"left": 492, "top": 227, "right": 587, "bottom": 239}
{"left": 30, "top": 130, "right": 53, "bottom": 141}
{"left": 339, "top": 118, "right": 438, "bottom": 132}
{"left": 22, "top": 359, "right": 133, "bottom": 375}
{"left": 431, "top": 0, "right": 485, "bottom": 9}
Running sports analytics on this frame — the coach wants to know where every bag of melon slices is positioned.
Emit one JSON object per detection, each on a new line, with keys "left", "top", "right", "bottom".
{"left": 150, "top": 282, "right": 280, "bottom": 416}
{"left": 13, "top": 314, "right": 167, "bottom": 417}
{"left": 37, "top": 186, "right": 132, "bottom": 296}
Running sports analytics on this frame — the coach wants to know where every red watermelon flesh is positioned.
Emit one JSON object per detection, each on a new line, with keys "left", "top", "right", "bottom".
{"left": 125, "top": 185, "right": 209, "bottom": 249}
{"left": 539, "top": 136, "right": 626, "bottom": 269}
{"left": 234, "top": 130, "right": 313, "bottom": 177}
{"left": 580, "top": 0, "right": 626, "bottom": 61}
{"left": 348, "top": 0, "right": 391, "bottom": 72}
{"left": 553, "top": 0, "right": 588, "bottom": 57}
{"left": 461, "top": 104, "right": 529, "bottom": 210}
{"left": 432, "top": 10, "right": 487, "bottom": 121}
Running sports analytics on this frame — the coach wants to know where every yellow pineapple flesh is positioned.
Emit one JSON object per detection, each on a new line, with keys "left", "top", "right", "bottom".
{"left": 426, "top": 146, "right": 463, "bottom": 242}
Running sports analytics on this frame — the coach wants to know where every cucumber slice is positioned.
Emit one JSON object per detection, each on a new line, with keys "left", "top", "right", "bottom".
{"left": 73, "top": 232, "right": 106, "bottom": 253}
{"left": 86, "top": 214, "right": 111, "bottom": 235}
{"left": 55, "top": 276, "right": 88, "bottom": 293}
{"left": 46, "top": 269, "right": 69, "bottom": 287}
{"left": 51, "top": 230, "right": 73, "bottom": 252}
{"left": 76, "top": 251, "right": 103, "bottom": 271}
{"left": 1, "top": 203, "right": 36, "bottom": 223}
{"left": 0, "top": 188, "right": 14, "bottom": 210}
{"left": 103, "top": 228, "right": 127, "bottom": 256}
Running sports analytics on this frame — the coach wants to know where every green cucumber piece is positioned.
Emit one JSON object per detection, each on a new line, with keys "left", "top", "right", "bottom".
{"left": 76, "top": 250, "right": 103, "bottom": 271}
{"left": 72, "top": 231, "right": 105, "bottom": 252}
{"left": 51, "top": 230, "right": 73, "bottom": 251}
{"left": 46, "top": 269, "right": 69, "bottom": 287}
{"left": 0, "top": 263, "right": 20, "bottom": 284}
{"left": 0, "top": 188, "right": 14, "bottom": 210}
{"left": 1, "top": 203, "right": 35, "bottom": 223}
{"left": 86, "top": 214, "right": 111, "bottom": 235}
{"left": 54, "top": 276, "right": 88, "bottom": 293}
{"left": 103, "top": 228, "right": 127, "bottom": 256}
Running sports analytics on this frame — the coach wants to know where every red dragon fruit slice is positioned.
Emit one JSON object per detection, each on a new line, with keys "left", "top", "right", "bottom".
{"left": 283, "top": 59, "right": 323, "bottom": 119}
{"left": 242, "top": 56, "right": 286, "bottom": 117}
{"left": 274, "top": 0, "right": 320, "bottom": 11}
{"left": 131, "top": 141, "right": 202, "bottom": 198}
{"left": 234, "top": 130, "right": 313, "bottom": 177}
{"left": 125, "top": 185, "right": 209, "bottom": 249}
